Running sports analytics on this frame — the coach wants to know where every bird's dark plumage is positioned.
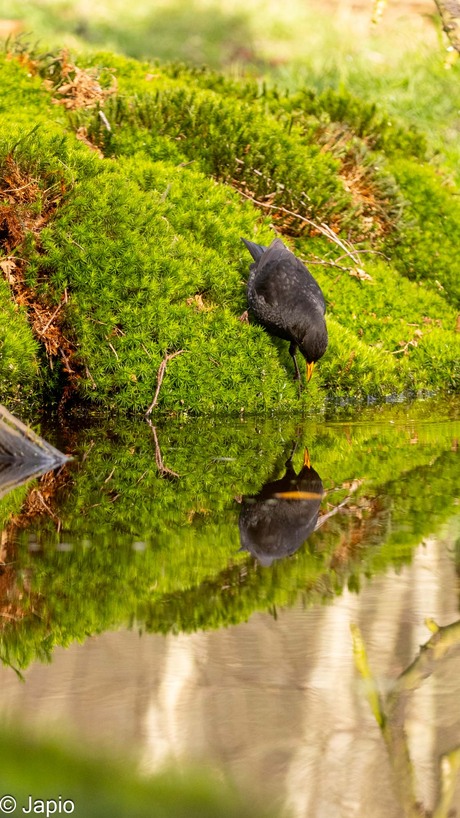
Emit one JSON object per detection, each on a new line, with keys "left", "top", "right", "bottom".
{"left": 238, "top": 449, "right": 323, "bottom": 567}
{"left": 241, "top": 237, "right": 328, "bottom": 381}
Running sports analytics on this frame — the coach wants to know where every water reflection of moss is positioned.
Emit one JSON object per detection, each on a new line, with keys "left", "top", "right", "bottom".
{"left": 0, "top": 483, "right": 29, "bottom": 531}
{"left": 141, "top": 449, "right": 460, "bottom": 633}
{"left": 0, "top": 404, "right": 458, "bottom": 669}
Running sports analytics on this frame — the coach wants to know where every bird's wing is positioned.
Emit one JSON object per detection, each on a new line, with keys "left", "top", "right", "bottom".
{"left": 254, "top": 241, "right": 326, "bottom": 314}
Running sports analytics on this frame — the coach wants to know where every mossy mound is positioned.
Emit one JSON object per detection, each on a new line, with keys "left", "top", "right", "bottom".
{"left": 1, "top": 49, "right": 459, "bottom": 414}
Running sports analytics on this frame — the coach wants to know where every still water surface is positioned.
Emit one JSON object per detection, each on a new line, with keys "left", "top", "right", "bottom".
{"left": 0, "top": 398, "right": 459, "bottom": 817}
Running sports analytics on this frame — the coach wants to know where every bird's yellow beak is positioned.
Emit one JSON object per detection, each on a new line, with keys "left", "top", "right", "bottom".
{"left": 306, "top": 361, "right": 315, "bottom": 382}
{"left": 303, "top": 448, "right": 311, "bottom": 468}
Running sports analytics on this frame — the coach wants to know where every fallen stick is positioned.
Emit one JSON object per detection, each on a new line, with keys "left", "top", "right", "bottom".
{"left": 145, "top": 349, "right": 184, "bottom": 416}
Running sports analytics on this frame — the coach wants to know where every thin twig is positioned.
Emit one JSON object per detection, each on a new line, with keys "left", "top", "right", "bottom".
{"left": 307, "top": 257, "right": 359, "bottom": 274}
{"left": 314, "top": 494, "right": 353, "bottom": 530}
{"left": 36, "top": 490, "right": 61, "bottom": 530}
{"left": 98, "top": 109, "right": 112, "bottom": 131}
{"left": 81, "top": 440, "right": 95, "bottom": 462}
{"left": 85, "top": 366, "right": 97, "bottom": 389}
{"left": 145, "top": 419, "right": 180, "bottom": 479}
{"left": 145, "top": 349, "right": 184, "bottom": 416}
{"left": 314, "top": 478, "right": 364, "bottom": 529}
{"left": 318, "top": 220, "right": 361, "bottom": 265}
{"left": 107, "top": 341, "right": 119, "bottom": 360}
{"left": 38, "top": 299, "right": 65, "bottom": 336}
{"left": 237, "top": 189, "right": 364, "bottom": 267}
{"left": 2, "top": 182, "right": 36, "bottom": 194}
{"left": 334, "top": 248, "right": 388, "bottom": 261}
{"left": 67, "top": 235, "right": 86, "bottom": 252}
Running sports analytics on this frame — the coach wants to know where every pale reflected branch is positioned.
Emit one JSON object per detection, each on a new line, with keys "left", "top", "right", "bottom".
{"left": 433, "top": 747, "right": 460, "bottom": 818}
{"left": 352, "top": 620, "right": 460, "bottom": 818}
{"left": 391, "top": 619, "right": 460, "bottom": 697}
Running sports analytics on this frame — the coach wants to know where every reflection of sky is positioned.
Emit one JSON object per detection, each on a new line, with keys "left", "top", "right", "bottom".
{"left": 0, "top": 525, "right": 459, "bottom": 818}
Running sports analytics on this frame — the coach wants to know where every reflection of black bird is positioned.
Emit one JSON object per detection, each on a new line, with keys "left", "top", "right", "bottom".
{"left": 241, "top": 237, "right": 328, "bottom": 382}
{"left": 238, "top": 449, "right": 323, "bottom": 567}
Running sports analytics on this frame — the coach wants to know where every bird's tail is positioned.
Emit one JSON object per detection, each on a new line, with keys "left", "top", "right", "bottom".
{"left": 241, "top": 237, "right": 267, "bottom": 262}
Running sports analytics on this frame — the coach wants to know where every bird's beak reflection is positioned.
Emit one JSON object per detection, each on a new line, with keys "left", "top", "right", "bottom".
{"left": 238, "top": 444, "right": 324, "bottom": 566}
{"left": 306, "top": 361, "right": 315, "bottom": 382}
{"left": 273, "top": 490, "right": 323, "bottom": 500}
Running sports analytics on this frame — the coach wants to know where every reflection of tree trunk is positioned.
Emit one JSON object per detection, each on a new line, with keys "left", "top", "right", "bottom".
{"left": 382, "top": 693, "right": 426, "bottom": 818}
{"left": 353, "top": 620, "right": 460, "bottom": 818}
{"left": 433, "top": 1, "right": 460, "bottom": 52}
{"left": 433, "top": 747, "right": 460, "bottom": 818}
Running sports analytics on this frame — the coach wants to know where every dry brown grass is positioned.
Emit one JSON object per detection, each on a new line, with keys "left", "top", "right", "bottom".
{"left": 0, "top": 155, "right": 77, "bottom": 374}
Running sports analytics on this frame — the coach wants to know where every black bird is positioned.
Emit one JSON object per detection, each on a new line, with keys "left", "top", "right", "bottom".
{"left": 241, "top": 237, "right": 328, "bottom": 382}
{"left": 238, "top": 448, "right": 323, "bottom": 567}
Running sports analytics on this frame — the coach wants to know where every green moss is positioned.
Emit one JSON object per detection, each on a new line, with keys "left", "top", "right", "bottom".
{"left": 0, "top": 480, "right": 30, "bottom": 529}
{"left": 158, "top": 67, "right": 428, "bottom": 159}
{"left": 98, "top": 85, "right": 348, "bottom": 226}
{"left": 0, "top": 277, "right": 40, "bottom": 405}
{"left": 409, "top": 328, "right": 460, "bottom": 392}
{"left": 307, "top": 251, "right": 460, "bottom": 394}
{"left": 73, "top": 53, "right": 421, "bottom": 246}
{"left": 317, "top": 316, "right": 405, "bottom": 399}
{"left": 1, "top": 50, "right": 460, "bottom": 413}
{"left": 283, "top": 86, "right": 428, "bottom": 158}
{"left": 0, "top": 54, "right": 52, "bottom": 121}
{"left": 385, "top": 158, "right": 460, "bottom": 307}
{"left": 28, "top": 148, "right": 303, "bottom": 412}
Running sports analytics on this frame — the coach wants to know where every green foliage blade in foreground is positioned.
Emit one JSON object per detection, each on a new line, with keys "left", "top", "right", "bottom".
{"left": 0, "top": 728, "right": 273, "bottom": 818}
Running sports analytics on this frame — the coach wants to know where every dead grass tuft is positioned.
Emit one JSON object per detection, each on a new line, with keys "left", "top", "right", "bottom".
{"left": 0, "top": 156, "right": 77, "bottom": 377}
{"left": 42, "top": 50, "right": 117, "bottom": 110}
{"left": 317, "top": 124, "right": 401, "bottom": 239}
